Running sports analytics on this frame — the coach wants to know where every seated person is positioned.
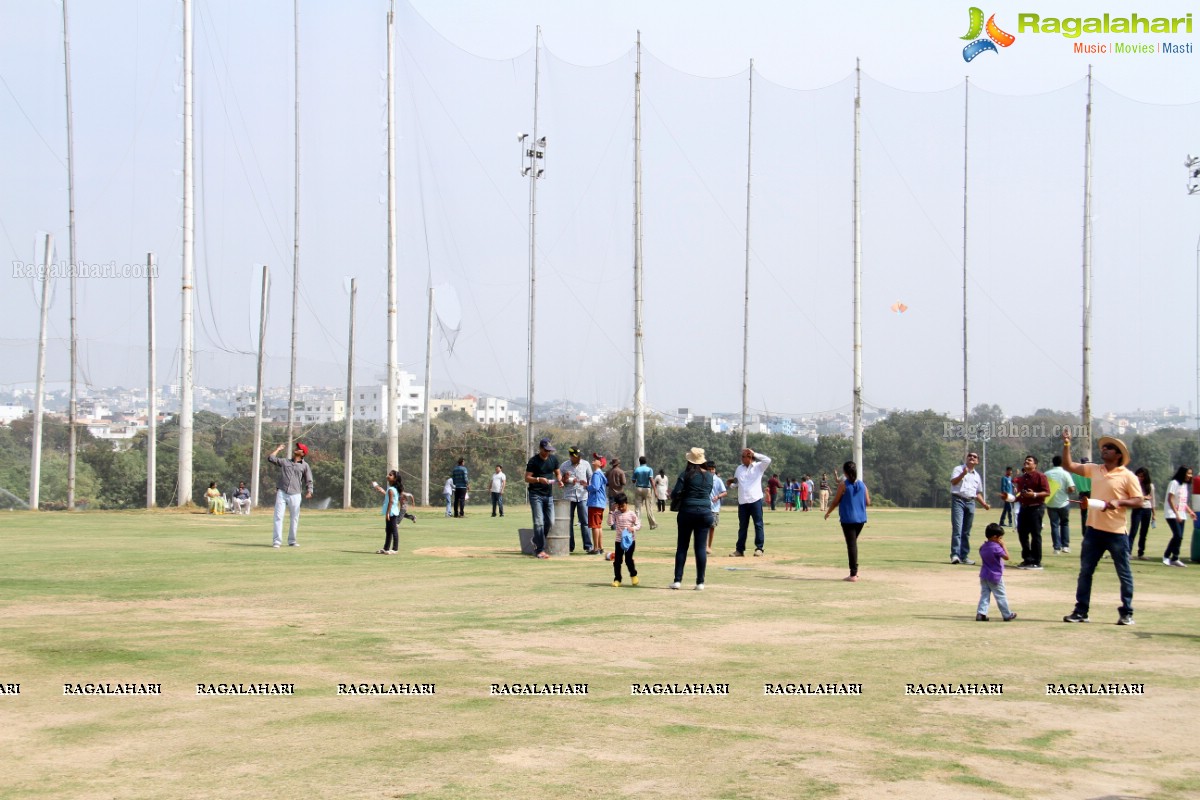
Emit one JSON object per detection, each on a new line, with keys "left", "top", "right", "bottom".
{"left": 205, "top": 482, "right": 226, "bottom": 514}
{"left": 231, "top": 482, "right": 251, "bottom": 515}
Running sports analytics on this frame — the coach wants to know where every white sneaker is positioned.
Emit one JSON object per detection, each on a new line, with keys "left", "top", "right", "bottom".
{"left": 272, "top": 543, "right": 281, "bottom": 548}
{"left": 669, "top": 581, "right": 681, "bottom": 590}
{"left": 1171, "top": 559, "right": 1187, "bottom": 568}
{"left": 1164, "top": 558, "right": 1173, "bottom": 566}
{"left": 695, "top": 583, "right": 705, "bottom": 591}
{"left": 1062, "top": 547, "right": 1070, "bottom": 554}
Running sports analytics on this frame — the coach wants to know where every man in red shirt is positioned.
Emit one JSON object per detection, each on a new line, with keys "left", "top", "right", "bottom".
{"left": 1012, "top": 455, "right": 1050, "bottom": 570}
{"left": 767, "top": 474, "right": 782, "bottom": 511}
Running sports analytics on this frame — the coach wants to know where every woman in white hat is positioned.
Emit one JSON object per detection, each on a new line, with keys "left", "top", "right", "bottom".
{"left": 670, "top": 447, "right": 715, "bottom": 590}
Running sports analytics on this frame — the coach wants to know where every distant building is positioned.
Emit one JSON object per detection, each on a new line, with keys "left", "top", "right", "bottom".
{"left": 475, "top": 396, "right": 522, "bottom": 425}
{"left": 353, "top": 372, "right": 425, "bottom": 427}
{"left": 0, "top": 405, "right": 28, "bottom": 425}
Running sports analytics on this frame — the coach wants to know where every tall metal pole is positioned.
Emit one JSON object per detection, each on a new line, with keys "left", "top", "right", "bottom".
{"left": 62, "top": 0, "right": 79, "bottom": 510}
{"left": 251, "top": 266, "right": 269, "bottom": 508}
{"left": 147, "top": 253, "right": 157, "bottom": 508}
{"left": 422, "top": 285, "right": 434, "bottom": 506}
{"left": 386, "top": 5, "right": 400, "bottom": 468}
{"left": 740, "top": 60, "right": 754, "bottom": 451}
{"left": 962, "top": 78, "right": 970, "bottom": 457}
{"left": 177, "top": 0, "right": 195, "bottom": 506}
{"left": 1080, "top": 66, "right": 1094, "bottom": 458}
{"left": 30, "top": 233, "right": 53, "bottom": 512}
{"left": 632, "top": 33, "right": 646, "bottom": 460}
{"left": 525, "top": 27, "right": 543, "bottom": 457}
{"left": 286, "top": 0, "right": 301, "bottom": 453}
{"left": 852, "top": 59, "right": 864, "bottom": 474}
{"left": 343, "top": 278, "right": 356, "bottom": 509}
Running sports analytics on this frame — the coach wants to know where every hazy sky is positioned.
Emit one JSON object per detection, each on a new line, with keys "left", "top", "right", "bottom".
{"left": 3, "top": 0, "right": 1200, "bottom": 423}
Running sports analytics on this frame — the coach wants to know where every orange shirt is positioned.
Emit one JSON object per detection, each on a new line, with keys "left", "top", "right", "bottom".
{"left": 1079, "top": 463, "right": 1142, "bottom": 534}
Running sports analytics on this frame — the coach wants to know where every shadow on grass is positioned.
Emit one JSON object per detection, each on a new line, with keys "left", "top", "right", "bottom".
{"left": 755, "top": 573, "right": 848, "bottom": 582}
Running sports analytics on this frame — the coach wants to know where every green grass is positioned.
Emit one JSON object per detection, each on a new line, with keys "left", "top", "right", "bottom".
{"left": 1, "top": 506, "right": 1198, "bottom": 799}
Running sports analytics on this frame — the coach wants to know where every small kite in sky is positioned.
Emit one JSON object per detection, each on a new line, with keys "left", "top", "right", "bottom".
{"left": 890, "top": 302, "right": 908, "bottom": 314}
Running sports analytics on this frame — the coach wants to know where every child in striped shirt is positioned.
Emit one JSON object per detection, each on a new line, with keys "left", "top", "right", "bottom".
{"left": 608, "top": 492, "right": 641, "bottom": 587}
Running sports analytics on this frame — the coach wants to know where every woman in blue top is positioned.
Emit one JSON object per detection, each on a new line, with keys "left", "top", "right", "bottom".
{"left": 371, "top": 470, "right": 405, "bottom": 555}
{"left": 824, "top": 460, "right": 870, "bottom": 582}
{"left": 671, "top": 447, "right": 715, "bottom": 590}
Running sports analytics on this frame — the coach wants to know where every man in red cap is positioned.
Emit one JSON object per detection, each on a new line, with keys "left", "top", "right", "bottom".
{"left": 268, "top": 442, "right": 315, "bottom": 548}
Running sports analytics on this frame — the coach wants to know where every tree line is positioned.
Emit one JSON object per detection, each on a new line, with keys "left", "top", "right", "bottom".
{"left": 2, "top": 405, "right": 1196, "bottom": 511}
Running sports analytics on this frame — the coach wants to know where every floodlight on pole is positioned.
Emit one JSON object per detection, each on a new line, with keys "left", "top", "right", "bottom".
{"left": 1187, "top": 154, "right": 1200, "bottom": 461}
{"left": 520, "top": 29, "right": 546, "bottom": 457}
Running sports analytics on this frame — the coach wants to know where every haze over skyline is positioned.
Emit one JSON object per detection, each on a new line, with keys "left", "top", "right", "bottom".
{"left": 3, "top": 0, "right": 1200, "bottom": 422}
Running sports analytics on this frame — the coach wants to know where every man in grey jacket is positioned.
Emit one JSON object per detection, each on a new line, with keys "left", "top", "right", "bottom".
{"left": 268, "top": 442, "right": 315, "bottom": 548}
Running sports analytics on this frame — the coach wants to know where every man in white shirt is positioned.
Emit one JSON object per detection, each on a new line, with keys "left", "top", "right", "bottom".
{"left": 561, "top": 447, "right": 594, "bottom": 553}
{"left": 490, "top": 465, "right": 507, "bottom": 518}
{"left": 728, "top": 448, "right": 771, "bottom": 556}
{"left": 949, "top": 451, "right": 990, "bottom": 565}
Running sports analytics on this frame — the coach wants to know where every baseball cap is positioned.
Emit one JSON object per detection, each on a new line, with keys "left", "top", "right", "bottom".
{"left": 538, "top": 437, "right": 555, "bottom": 452}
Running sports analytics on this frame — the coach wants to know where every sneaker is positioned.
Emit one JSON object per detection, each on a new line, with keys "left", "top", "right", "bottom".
{"left": 1163, "top": 558, "right": 1173, "bottom": 566}
{"left": 631, "top": 576, "right": 639, "bottom": 586}
{"left": 950, "top": 556, "right": 961, "bottom": 565}
{"left": 272, "top": 543, "right": 281, "bottom": 548}
{"left": 962, "top": 559, "right": 976, "bottom": 566}
{"left": 1063, "top": 612, "right": 1090, "bottom": 623}
{"left": 975, "top": 613, "right": 988, "bottom": 622}
{"left": 753, "top": 548, "right": 764, "bottom": 557}
{"left": 1171, "top": 560, "right": 1187, "bottom": 568}
{"left": 1061, "top": 547, "right": 1070, "bottom": 554}
{"left": 1027, "top": 564, "right": 1043, "bottom": 570}
{"left": 1053, "top": 549, "right": 1061, "bottom": 554}
{"left": 729, "top": 551, "right": 744, "bottom": 557}
{"left": 669, "top": 581, "right": 681, "bottom": 590}
{"left": 1003, "top": 613, "right": 1018, "bottom": 622}
{"left": 1017, "top": 564, "right": 1033, "bottom": 570}
{"left": 611, "top": 580, "right": 621, "bottom": 588}
{"left": 695, "top": 583, "right": 704, "bottom": 591}
{"left": 536, "top": 552, "right": 550, "bottom": 560}
{"left": 844, "top": 575, "right": 859, "bottom": 582}
{"left": 1118, "top": 613, "right": 1135, "bottom": 625}
{"left": 288, "top": 543, "right": 300, "bottom": 548}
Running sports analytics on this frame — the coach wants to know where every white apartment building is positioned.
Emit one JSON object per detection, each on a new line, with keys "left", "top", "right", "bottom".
{"left": 475, "top": 396, "right": 522, "bottom": 425}
{"left": 297, "top": 396, "right": 347, "bottom": 425}
{"left": 353, "top": 372, "right": 425, "bottom": 427}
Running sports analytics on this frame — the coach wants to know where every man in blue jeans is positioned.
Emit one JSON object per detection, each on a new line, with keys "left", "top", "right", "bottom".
{"left": 1061, "top": 430, "right": 1142, "bottom": 625}
{"left": 950, "top": 451, "right": 990, "bottom": 565}
{"left": 729, "top": 448, "right": 771, "bottom": 556}
{"left": 1044, "top": 455, "right": 1076, "bottom": 554}
{"left": 524, "top": 438, "right": 560, "bottom": 559}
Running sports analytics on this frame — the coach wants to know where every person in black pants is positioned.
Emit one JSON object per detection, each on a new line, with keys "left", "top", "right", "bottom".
{"left": 451, "top": 457, "right": 469, "bottom": 518}
{"left": 671, "top": 448, "right": 715, "bottom": 591}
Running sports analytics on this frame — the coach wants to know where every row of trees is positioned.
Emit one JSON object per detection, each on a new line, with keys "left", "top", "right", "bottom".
{"left": 2, "top": 406, "right": 1198, "bottom": 510}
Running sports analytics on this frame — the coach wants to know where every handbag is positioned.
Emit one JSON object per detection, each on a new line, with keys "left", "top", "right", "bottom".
{"left": 669, "top": 480, "right": 683, "bottom": 513}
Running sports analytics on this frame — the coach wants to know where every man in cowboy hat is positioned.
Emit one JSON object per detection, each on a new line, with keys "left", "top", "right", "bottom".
{"left": 1060, "top": 429, "right": 1143, "bottom": 625}
{"left": 268, "top": 442, "right": 315, "bottom": 548}
{"left": 727, "top": 448, "right": 772, "bottom": 556}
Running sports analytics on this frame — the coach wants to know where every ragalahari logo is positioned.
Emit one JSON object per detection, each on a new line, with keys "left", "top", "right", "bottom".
{"left": 962, "top": 7, "right": 1016, "bottom": 61}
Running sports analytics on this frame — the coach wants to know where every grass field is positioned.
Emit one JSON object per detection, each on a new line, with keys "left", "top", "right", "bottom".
{"left": 1, "top": 505, "right": 1198, "bottom": 800}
